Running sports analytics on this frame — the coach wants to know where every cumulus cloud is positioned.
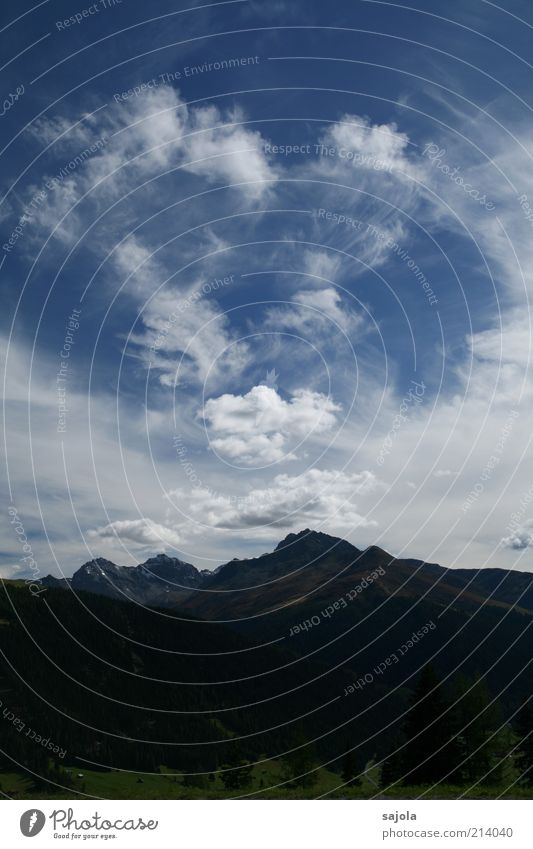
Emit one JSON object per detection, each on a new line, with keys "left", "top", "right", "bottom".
{"left": 501, "top": 521, "right": 533, "bottom": 550}
{"left": 167, "top": 468, "right": 379, "bottom": 534}
{"left": 209, "top": 432, "right": 290, "bottom": 465}
{"left": 201, "top": 384, "right": 342, "bottom": 465}
{"left": 88, "top": 518, "right": 182, "bottom": 550}
{"left": 0, "top": 564, "right": 23, "bottom": 580}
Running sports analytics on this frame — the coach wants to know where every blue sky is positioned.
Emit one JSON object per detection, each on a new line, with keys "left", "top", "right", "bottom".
{"left": 2, "top": 0, "right": 533, "bottom": 576}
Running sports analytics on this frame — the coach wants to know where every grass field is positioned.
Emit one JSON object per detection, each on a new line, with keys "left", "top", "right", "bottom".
{"left": 2, "top": 763, "right": 533, "bottom": 799}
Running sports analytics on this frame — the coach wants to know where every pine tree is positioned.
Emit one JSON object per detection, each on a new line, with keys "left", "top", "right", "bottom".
{"left": 398, "top": 665, "right": 459, "bottom": 786}
{"left": 281, "top": 733, "right": 318, "bottom": 788}
{"left": 514, "top": 702, "right": 533, "bottom": 785}
{"left": 380, "top": 737, "right": 405, "bottom": 791}
{"left": 220, "top": 761, "right": 253, "bottom": 791}
{"left": 183, "top": 772, "right": 209, "bottom": 790}
{"left": 450, "top": 674, "right": 509, "bottom": 786}
{"left": 341, "top": 743, "right": 361, "bottom": 787}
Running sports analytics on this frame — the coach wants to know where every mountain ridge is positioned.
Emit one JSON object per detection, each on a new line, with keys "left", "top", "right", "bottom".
{"left": 38, "top": 529, "right": 533, "bottom": 622}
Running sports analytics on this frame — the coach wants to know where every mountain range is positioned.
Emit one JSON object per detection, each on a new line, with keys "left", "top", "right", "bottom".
{"left": 41, "top": 528, "right": 533, "bottom": 623}
{"left": 40, "top": 528, "right": 533, "bottom": 699}
{"left": 2, "top": 528, "right": 533, "bottom": 789}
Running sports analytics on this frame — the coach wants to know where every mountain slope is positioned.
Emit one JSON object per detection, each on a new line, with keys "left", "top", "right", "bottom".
{"left": 42, "top": 553, "right": 203, "bottom": 607}
{"left": 41, "top": 530, "right": 533, "bottom": 623}
{"left": 5, "top": 531, "right": 533, "bottom": 786}
{"left": 178, "top": 531, "right": 533, "bottom": 623}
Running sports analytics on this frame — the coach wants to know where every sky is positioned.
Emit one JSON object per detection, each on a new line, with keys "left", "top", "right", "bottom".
{"left": 1, "top": 0, "right": 533, "bottom": 577}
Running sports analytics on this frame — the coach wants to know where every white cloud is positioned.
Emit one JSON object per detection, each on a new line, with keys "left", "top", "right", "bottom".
{"left": 292, "top": 287, "right": 362, "bottom": 333}
{"left": 113, "top": 234, "right": 154, "bottom": 280}
{"left": 9, "top": 99, "right": 533, "bottom": 578}
{"left": 201, "top": 384, "right": 342, "bottom": 465}
{"left": 0, "top": 564, "right": 23, "bottom": 580}
{"left": 302, "top": 249, "right": 342, "bottom": 280}
{"left": 104, "top": 234, "right": 247, "bottom": 387}
{"left": 210, "top": 432, "right": 291, "bottom": 465}
{"left": 0, "top": 331, "right": 189, "bottom": 573}
{"left": 26, "top": 86, "right": 277, "bottom": 242}
{"left": 319, "top": 115, "right": 415, "bottom": 176}
{"left": 167, "top": 468, "right": 379, "bottom": 534}
{"left": 184, "top": 104, "right": 277, "bottom": 198}
{"left": 468, "top": 316, "right": 533, "bottom": 368}
{"left": 501, "top": 521, "right": 533, "bottom": 550}
{"left": 88, "top": 518, "right": 181, "bottom": 550}
{"left": 139, "top": 283, "right": 248, "bottom": 387}
{"left": 20, "top": 88, "right": 278, "bottom": 390}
